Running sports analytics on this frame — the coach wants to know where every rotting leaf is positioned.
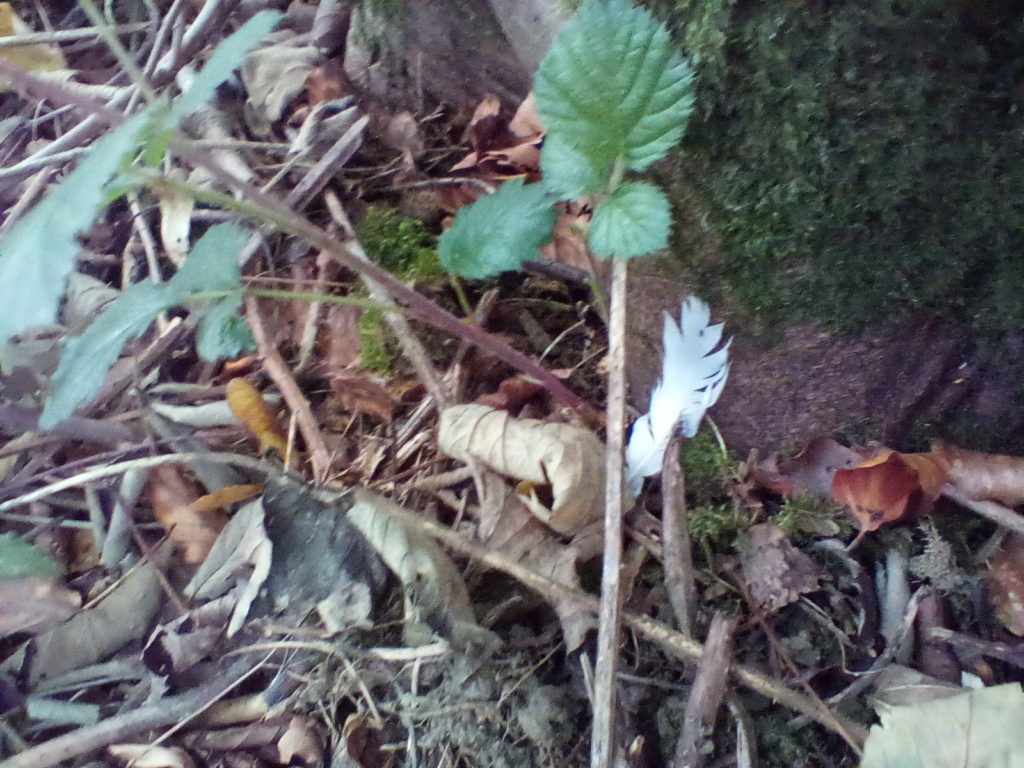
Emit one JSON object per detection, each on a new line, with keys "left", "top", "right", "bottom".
{"left": 225, "top": 377, "right": 288, "bottom": 455}
{"left": 328, "top": 370, "right": 398, "bottom": 422}
{"left": 438, "top": 403, "right": 605, "bottom": 535}
{"left": 146, "top": 464, "right": 229, "bottom": 564}
{"left": 475, "top": 374, "right": 544, "bottom": 412}
{"left": 740, "top": 522, "right": 820, "bottom": 613}
{"left": 754, "top": 436, "right": 863, "bottom": 497}
{"left": 860, "top": 683, "right": 1024, "bottom": 768}
{"left": 832, "top": 450, "right": 949, "bottom": 533}
{"left": 987, "top": 533, "right": 1024, "bottom": 636}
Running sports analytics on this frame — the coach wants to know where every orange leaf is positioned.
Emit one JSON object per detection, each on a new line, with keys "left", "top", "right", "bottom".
{"left": 147, "top": 465, "right": 229, "bottom": 564}
{"left": 831, "top": 450, "right": 949, "bottom": 532}
{"left": 225, "top": 378, "right": 288, "bottom": 455}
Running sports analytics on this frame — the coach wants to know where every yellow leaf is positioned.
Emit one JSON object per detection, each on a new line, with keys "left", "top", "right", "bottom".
{"left": 225, "top": 378, "right": 288, "bottom": 456}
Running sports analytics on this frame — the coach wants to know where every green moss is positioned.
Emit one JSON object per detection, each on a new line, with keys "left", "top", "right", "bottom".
{"left": 776, "top": 493, "right": 854, "bottom": 541}
{"left": 357, "top": 306, "right": 397, "bottom": 374}
{"left": 689, "top": 502, "right": 746, "bottom": 552}
{"left": 356, "top": 206, "right": 445, "bottom": 282}
{"left": 680, "top": 426, "right": 731, "bottom": 503}
{"left": 650, "top": 0, "right": 1024, "bottom": 334}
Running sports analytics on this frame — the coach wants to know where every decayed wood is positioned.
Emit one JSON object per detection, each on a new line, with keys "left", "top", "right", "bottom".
{"left": 662, "top": 431, "right": 696, "bottom": 637}
{"left": 673, "top": 613, "right": 737, "bottom": 768}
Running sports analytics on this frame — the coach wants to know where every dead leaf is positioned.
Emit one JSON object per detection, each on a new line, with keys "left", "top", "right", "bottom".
{"left": 157, "top": 171, "right": 193, "bottom": 266}
{"left": 108, "top": 745, "right": 196, "bottom": 768}
{"left": 304, "top": 57, "right": 350, "bottom": 106}
{"left": 240, "top": 32, "right": 322, "bottom": 136}
{"left": 329, "top": 370, "right": 398, "bottom": 422}
{"left": 146, "top": 464, "right": 229, "bottom": 564}
{"left": 316, "top": 303, "right": 363, "bottom": 371}
{"left": 935, "top": 442, "right": 1024, "bottom": 508}
{"left": 832, "top": 450, "right": 949, "bottom": 532}
{"left": 740, "top": 522, "right": 820, "bottom": 613}
{"left": 336, "top": 712, "right": 390, "bottom": 768}
{"left": 438, "top": 404, "right": 605, "bottom": 535}
{"left": 0, "top": 3, "right": 68, "bottom": 91}
{"left": 225, "top": 377, "right": 288, "bottom": 455}
{"left": 539, "top": 201, "right": 591, "bottom": 271}
{"left": 0, "top": 576, "right": 80, "bottom": 636}
{"left": 29, "top": 552, "right": 166, "bottom": 683}
{"left": 276, "top": 716, "right": 324, "bottom": 766}
{"left": 758, "top": 436, "right": 863, "bottom": 497}
{"left": 508, "top": 90, "right": 544, "bottom": 139}
{"left": 475, "top": 374, "right": 544, "bottom": 411}
{"left": 987, "top": 533, "right": 1024, "bottom": 636}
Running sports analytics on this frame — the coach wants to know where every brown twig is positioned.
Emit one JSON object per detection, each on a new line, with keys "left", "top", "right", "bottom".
{"left": 244, "top": 297, "right": 332, "bottom": 483}
{"left": 662, "top": 432, "right": 696, "bottom": 637}
{"left": 592, "top": 256, "right": 628, "bottom": 768}
{"left": 673, "top": 613, "right": 737, "bottom": 768}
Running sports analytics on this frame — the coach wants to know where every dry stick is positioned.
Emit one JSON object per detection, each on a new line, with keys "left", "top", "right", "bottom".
{"left": 0, "top": 667, "right": 251, "bottom": 768}
{"left": 662, "top": 432, "right": 696, "bottom": 637}
{"left": 942, "top": 484, "right": 1024, "bottom": 537}
{"left": 592, "top": 256, "right": 628, "bottom": 768}
{"left": 673, "top": 613, "right": 738, "bottom": 768}
{"left": 156, "top": 153, "right": 594, "bottom": 421}
{"left": 364, "top": 499, "right": 868, "bottom": 751}
{"left": 244, "top": 296, "right": 333, "bottom": 484}
{"left": 0, "top": 22, "right": 149, "bottom": 48}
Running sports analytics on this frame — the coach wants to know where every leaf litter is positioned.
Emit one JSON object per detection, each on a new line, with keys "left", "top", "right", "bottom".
{"left": 1, "top": 3, "right": 1024, "bottom": 768}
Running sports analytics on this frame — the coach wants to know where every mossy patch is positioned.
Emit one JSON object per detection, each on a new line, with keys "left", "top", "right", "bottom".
{"left": 648, "top": 0, "right": 1024, "bottom": 335}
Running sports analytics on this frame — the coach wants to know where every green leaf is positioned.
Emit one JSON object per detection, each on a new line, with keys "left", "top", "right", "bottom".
{"left": 39, "top": 223, "right": 250, "bottom": 427}
{"left": 171, "top": 10, "right": 283, "bottom": 121}
{"left": 40, "top": 281, "right": 170, "bottom": 428}
{"left": 0, "top": 533, "right": 63, "bottom": 581}
{"left": 535, "top": 0, "right": 695, "bottom": 197}
{"left": 196, "top": 293, "right": 253, "bottom": 360}
{"left": 438, "top": 179, "right": 557, "bottom": 278}
{"left": 167, "top": 222, "right": 248, "bottom": 297}
{"left": 0, "top": 108, "right": 153, "bottom": 344}
{"left": 588, "top": 182, "right": 670, "bottom": 258}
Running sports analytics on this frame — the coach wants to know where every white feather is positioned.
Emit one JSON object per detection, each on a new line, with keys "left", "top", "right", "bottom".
{"left": 624, "top": 297, "right": 730, "bottom": 497}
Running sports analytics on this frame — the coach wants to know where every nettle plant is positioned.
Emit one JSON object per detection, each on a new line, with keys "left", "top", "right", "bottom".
{"left": 438, "top": 0, "right": 694, "bottom": 274}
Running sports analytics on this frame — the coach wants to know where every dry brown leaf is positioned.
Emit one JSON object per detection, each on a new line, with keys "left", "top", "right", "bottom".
{"left": 832, "top": 450, "right": 949, "bottom": 532}
{"left": 0, "top": 576, "right": 80, "bottom": 636}
{"left": 329, "top": 370, "right": 398, "bottom": 422}
{"left": 108, "top": 745, "right": 196, "bottom": 768}
{"left": 935, "top": 442, "right": 1024, "bottom": 508}
{"left": 275, "top": 716, "right": 324, "bottom": 766}
{"left": 147, "top": 465, "right": 229, "bottom": 564}
{"left": 304, "top": 57, "right": 350, "bottom": 106}
{"left": 539, "top": 201, "right": 592, "bottom": 271}
{"left": 508, "top": 90, "right": 544, "bottom": 139}
{"left": 475, "top": 374, "right": 544, "bottom": 411}
{"left": 987, "top": 532, "right": 1024, "bottom": 636}
{"left": 338, "top": 712, "right": 391, "bottom": 768}
{"left": 740, "top": 522, "right": 820, "bottom": 612}
{"left": 438, "top": 404, "right": 605, "bottom": 535}
{"left": 225, "top": 377, "right": 288, "bottom": 455}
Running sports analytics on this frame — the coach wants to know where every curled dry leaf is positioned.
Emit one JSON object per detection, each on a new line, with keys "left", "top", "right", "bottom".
{"left": 832, "top": 450, "right": 949, "bottom": 532}
{"left": 438, "top": 404, "right": 605, "bottom": 535}
{"left": 225, "top": 377, "right": 288, "bottom": 455}
{"left": 146, "top": 465, "right": 230, "bottom": 564}
{"left": 935, "top": 442, "right": 1024, "bottom": 508}
{"left": 986, "top": 533, "right": 1024, "bottom": 636}
{"left": 108, "top": 744, "right": 196, "bottom": 768}
{"left": 475, "top": 374, "right": 544, "bottom": 411}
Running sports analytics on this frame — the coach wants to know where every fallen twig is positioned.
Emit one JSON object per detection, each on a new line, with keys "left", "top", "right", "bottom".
{"left": 942, "top": 484, "right": 1024, "bottom": 537}
{"left": 662, "top": 432, "right": 696, "bottom": 637}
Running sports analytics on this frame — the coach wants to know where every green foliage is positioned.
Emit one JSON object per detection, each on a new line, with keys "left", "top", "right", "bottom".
{"left": 776, "top": 493, "right": 852, "bottom": 540}
{"left": 438, "top": 179, "right": 557, "bottom": 278}
{"left": 656, "top": 0, "right": 1024, "bottom": 332}
{"left": 0, "top": 533, "right": 62, "bottom": 581}
{"left": 0, "top": 108, "right": 152, "bottom": 345}
{"left": 536, "top": 0, "right": 694, "bottom": 195}
{"left": 357, "top": 306, "right": 397, "bottom": 374}
{"left": 440, "top": 0, "right": 695, "bottom": 277}
{"left": 589, "top": 181, "right": 671, "bottom": 258}
{"left": 40, "top": 224, "right": 251, "bottom": 427}
{"left": 679, "top": 427, "right": 730, "bottom": 502}
{"left": 688, "top": 502, "right": 745, "bottom": 551}
{"left": 0, "top": 10, "right": 283, "bottom": 349}
{"left": 357, "top": 206, "right": 444, "bottom": 280}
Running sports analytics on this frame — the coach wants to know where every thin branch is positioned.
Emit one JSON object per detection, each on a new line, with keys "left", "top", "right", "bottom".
{"left": 673, "top": 613, "right": 737, "bottom": 768}
{"left": 662, "top": 431, "right": 696, "bottom": 637}
{"left": 0, "top": 21, "right": 149, "bottom": 48}
{"left": 591, "top": 256, "right": 628, "bottom": 768}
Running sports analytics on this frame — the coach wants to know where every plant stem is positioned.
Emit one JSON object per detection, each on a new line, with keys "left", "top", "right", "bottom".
{"left": 243, "top": 288, "right": 386, "bottom": 312}
{"left": 591, "top": 255, "right": 628, "bottom": 768}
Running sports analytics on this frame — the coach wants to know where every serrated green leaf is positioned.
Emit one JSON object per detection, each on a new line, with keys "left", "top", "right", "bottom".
{"left": 0, "top": 533, "right": 63, "bottom": 581}
{"left": 535, "top": 0, "right": 695, "bottom": 197}
{"left": 588, "top": 182, "right": 670, "bottom": 258}
{"left": 167, "top": 222, "right": 248, "bottom": 298}
{"left": 438, "top": 179, "right": 557, "bottom": 278}
{"left": 0, "top": 108, "right": 153, "bottom": 344}
{"left": 171, "top": 10, "right": 283, "bottom": 121}
{"left": 196, "top": 293, "right": 253, "bottom": 360}
{"left": 40, "top": 281, "right": 170, "bottom": 428}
